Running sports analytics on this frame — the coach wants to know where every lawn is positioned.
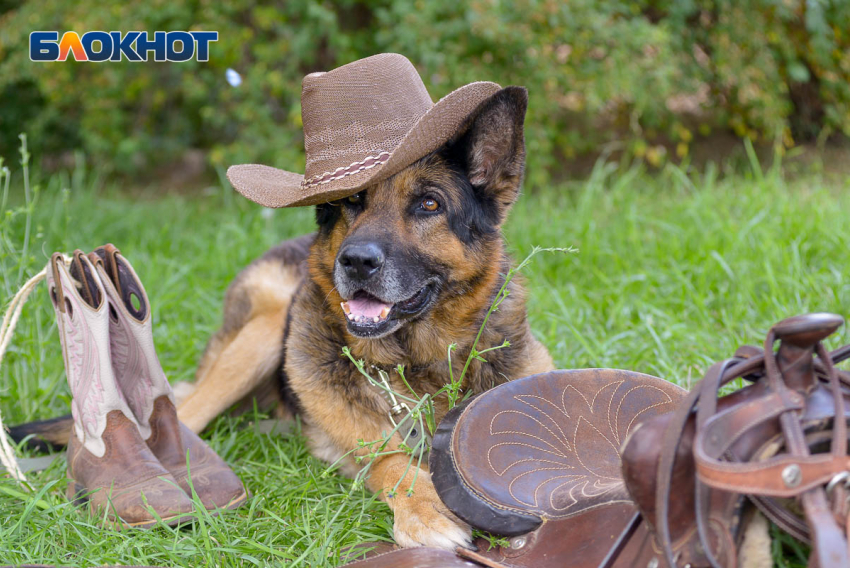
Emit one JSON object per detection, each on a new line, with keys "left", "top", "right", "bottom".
{"left": 0, "top": 149, "right": 848, "bottom": 566}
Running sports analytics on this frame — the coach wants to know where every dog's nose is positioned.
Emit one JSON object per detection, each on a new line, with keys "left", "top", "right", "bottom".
{"left": 339, "top": 242, "right": 385, "bottom": 281}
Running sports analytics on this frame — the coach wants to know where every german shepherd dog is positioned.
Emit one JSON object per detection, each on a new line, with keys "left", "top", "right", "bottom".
{"left": 13, "top": 87, "right": 554, "bottom": 549}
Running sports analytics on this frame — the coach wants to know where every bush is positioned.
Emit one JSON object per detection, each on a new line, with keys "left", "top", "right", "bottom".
{"left": 1, "top": 0, "right": 849, "bottom": 182}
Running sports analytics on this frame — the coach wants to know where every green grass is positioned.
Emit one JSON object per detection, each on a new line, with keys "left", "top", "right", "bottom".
{"left": 0, "top": 148, "right": 848, "bottom": 566}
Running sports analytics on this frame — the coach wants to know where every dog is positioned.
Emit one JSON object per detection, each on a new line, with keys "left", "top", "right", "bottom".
{"left": 176, "top": 86, "right": 553, "bottom": 549}
{"left": 12, "top": 54, "right": 554, "bottom": 550}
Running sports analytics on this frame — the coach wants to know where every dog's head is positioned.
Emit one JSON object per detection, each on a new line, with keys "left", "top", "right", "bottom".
{"left": 309, "top": 87, "right": 528, "bottom": 340}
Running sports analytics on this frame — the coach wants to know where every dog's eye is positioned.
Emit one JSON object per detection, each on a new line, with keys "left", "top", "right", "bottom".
{"left": 420, "top": 197, "right": 440, "bottom": 212}
{"left": 347, "top": 193, "right": 362, "bottom": 205}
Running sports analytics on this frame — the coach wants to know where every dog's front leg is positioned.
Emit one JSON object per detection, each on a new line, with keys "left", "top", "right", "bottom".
{"left": 367, "top": 452, "right": 471, "bottom": 550}
{"left": 296, "top": 383, "right": 471, "bottom": 550}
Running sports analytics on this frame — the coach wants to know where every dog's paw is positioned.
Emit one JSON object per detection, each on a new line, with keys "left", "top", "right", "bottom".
{"left": 389, "top": 475, "right": 471, "bottom": 550}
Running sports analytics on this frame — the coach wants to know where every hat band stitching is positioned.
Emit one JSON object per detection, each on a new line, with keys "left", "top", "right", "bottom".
{"left": 301, "top": 151, "right": 391, "bottom": 189}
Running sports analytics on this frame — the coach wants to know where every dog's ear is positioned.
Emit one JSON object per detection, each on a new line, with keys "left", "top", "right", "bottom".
{"left": 454, "top": 86, "right": 528, "bottom": 224}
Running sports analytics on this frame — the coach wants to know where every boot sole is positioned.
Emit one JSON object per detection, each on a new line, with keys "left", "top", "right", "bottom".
{"left": 69, "top": 481, "right": 196, "bottom": 529}
{"left": 220, "top": 490, "right": 248, "bottom": 511}
{"left": 198, "top": 488, "right": 249, "bottom": 516}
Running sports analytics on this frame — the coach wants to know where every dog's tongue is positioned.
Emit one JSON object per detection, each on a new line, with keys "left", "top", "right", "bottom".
{"left": 343, "top": 296, "right": 392, "bottom": 319}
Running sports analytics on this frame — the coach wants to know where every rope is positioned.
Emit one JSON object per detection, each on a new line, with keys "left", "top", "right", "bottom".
{"left": 0, "top": 255, "right": 72, "bottom": 490}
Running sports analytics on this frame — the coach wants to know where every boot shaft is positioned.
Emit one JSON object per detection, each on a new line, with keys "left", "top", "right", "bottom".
{"left": 46, "top": 251, "right": 137, "bottom": 457}
{"left": 89, "top": 245, "right": 174, "bottom": 439}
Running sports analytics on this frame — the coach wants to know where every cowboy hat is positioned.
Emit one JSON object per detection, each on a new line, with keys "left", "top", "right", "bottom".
{"left": 226, "top": 53, "right": 504, "bottom": 208}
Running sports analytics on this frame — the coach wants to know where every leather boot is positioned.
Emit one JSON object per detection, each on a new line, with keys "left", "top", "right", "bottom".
{"left": 89, "top": 244, "right": 247, "bottom": 511}
{"left": 47, "top": 251, "right": 195, "bottom": 528}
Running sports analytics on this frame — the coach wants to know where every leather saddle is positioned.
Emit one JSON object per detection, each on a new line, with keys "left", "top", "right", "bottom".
{"left": 344, "top": 313, "right": 850, "bottom": 568}
{"left": 430, "top": 368, "right": 685, "bottom": 567}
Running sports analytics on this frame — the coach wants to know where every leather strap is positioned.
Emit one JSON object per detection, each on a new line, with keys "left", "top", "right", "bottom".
{"left": 694, "top": 359, "right": 740, "bottom": 568}
{"left": 698, "top": 391, "right": 803, "bottom": 460}
{"left": 817, "top": 342, "right": 850, "bottom": 562}
{"left": 695, "top": 342, "right": 850, "bottom": 501}
{"left": 831, "top": 344, "right": 850, "bottom": 366}
{"left": 803, "top": 489, "right": 849, "bottom": 567}
{"left": 751, "top": 494, "right": 811, "bottom": 543}
{"left": 653, "top": 355, "right": 767, "bottom": 568}
{"left": 455, "top": 547, "right": 509, "bottom": 568}
{"left": 597, "top": 513, "right": 643, "bottom": 568}
{"left": 655, "top": 386, "right": 701, "bottom": 567}
{"left": 690, "top": 390, "right": 850, "bottom": 497}
{"left": 698, "top": 452, "right": 850, "bottom": 497}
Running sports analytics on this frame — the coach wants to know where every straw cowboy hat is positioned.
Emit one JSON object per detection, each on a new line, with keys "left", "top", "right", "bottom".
{"left": 226, "top": 53, "right": 504, "bottom": 208}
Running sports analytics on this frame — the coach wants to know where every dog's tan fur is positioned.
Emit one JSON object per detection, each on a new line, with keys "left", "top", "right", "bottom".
{"left": 177, "top": 257, "right": 303, "bottom": 432}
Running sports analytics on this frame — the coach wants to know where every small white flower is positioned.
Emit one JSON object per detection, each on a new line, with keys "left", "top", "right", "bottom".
{"left": 226, "top": 68, "right": 242, "bottom": 87}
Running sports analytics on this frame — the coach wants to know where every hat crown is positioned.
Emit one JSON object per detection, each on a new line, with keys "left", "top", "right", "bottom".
{"left": 300, "top": 53, "right": 434, "bottom": 185}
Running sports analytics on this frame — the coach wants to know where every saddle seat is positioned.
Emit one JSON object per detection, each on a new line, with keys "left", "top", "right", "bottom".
{"left": 430, "top": 368, "right": 686, "bottom": 567}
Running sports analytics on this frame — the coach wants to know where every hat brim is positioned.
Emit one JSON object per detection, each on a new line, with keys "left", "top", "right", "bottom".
{"left": 226, "top": 81, "right": 503, "bottom": 208}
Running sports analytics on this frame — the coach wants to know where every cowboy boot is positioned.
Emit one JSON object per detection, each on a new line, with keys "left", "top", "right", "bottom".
{"left": 88, "top": 244, "right": 247, "bottom": 511}
{"left": 47, "top": 251, "right": 195, "bottom": 528}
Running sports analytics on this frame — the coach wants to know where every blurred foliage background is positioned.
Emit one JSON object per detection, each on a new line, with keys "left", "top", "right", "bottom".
{"left": 1, "top": 0, "right": 849, "bottom": 186}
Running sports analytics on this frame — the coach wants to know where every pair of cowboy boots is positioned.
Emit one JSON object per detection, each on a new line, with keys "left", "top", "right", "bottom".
{"left": 47, "top": 245, "right": 246, "bottom": 528}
